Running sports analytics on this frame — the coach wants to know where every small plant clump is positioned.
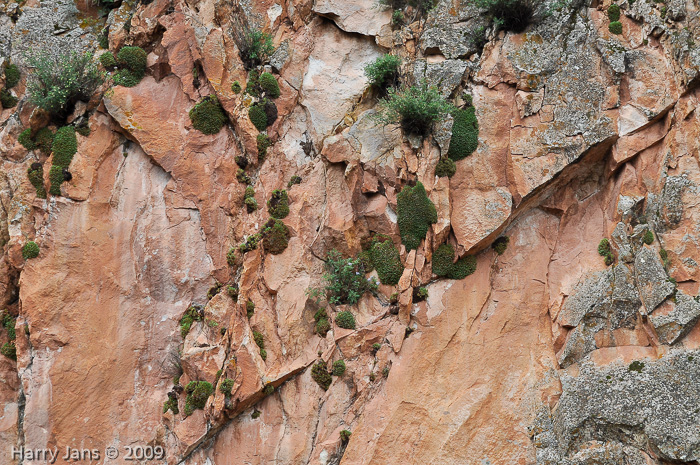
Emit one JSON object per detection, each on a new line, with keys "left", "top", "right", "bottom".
{"left": 415, "top": 287, "right": 429, "bottom": 301}
{"left": 0, "top": 88, "right": 17, "bottom": 109}
{"left": 311, "top": 361, "right": 333, "bottom": 390}
{"left": 22, "top": 241, "right": 40, "bottom": 259}
{"left": 238, "top": 233, "right": 262, "bottom": 253}
{"left": 287, "top": 175, "right": 302, "bottom": 188}
{"left": 261, "top": 218, "right": 290, "bottom": 255}
{"left": 643, "top": 230, "right": 654, "bottom": 245}
{"left": 244, "top": 187, "right": 258, "bottom": 213}
{"left": 314, "top": 250, "right": 378, "bottom": 305}
{"left": 435, "top": 157, "right": 457, "bottom": 178}
{"left": 471, "top": 0, "right": 541, "bottom": 33}
{"left": 227, "top": 285, "right": 239, "bottom": 299}
{"left": 335, "top": 311, "right": 356, "bottom": 330}
{"left": 609, "top": 21, "right": 623, "bottom": 34}
{"left": 246, "top": 300, "right": 255, "bottom": 319}
{"left": 608, "top": 3, "right": 621, "bottom": 21}
{"left": 258, "top": 72, "right": 280, "bottom": 98}
{"left": 2, "top": 311, "right": 17, "bottom": 342}
{"left": 220, "top": 378, "right": 235, "bottom": 396}
{"left": 340, "top": 430, "right": 352, "bottom": 443}
{"left": 231, "top": 81, "right": 241, "bottom": 94}
{"left": 598, "top": 238, "right": 614, "bottom": 266}
{"left": 235, "top": 155, "right": 248, "bottom": 169}
{"left": 257, "top": 133, "right": 271, "bottom": 159}
{"left": 236, "top": 168, "right": 251, "bottom": 185}
{"left": 332, "top": 360, "right": 346, "bottom": 376}
{"left": 628, "top": 360, "right": 644, "bottom": 373}
{"left": 4, "top": 63, "right": 20, "bottom": 89}
{"left": 448, "top": 107, "right": 479, "bottom": 161}
{"left": 376, "top": 82, "right": 454, "bottom": 136}
{"left": 162, "top": 396, "right": 179, "bottom": 414}
{"left": 432, "top": 243, "right": 477, "bottom": 279}
{"left": 49, "top": 126, "right": 78, "bottom": 195}
{"left": 100, "top": 51, "right": 117, "bottom": 69}
{"left": 189, "top": 96, "right": 227, "bottom": 135}
{"left": 27, "top": 164, "right": 46, "bottom": 199}
{"left": 492, "top": 236, "right": 509, "bottom": 255}
{"left": 1, "top": 342, "right": 16, "bottom": 361}
{"left": 18, "top": 129, "right": 37, "bottom": 150}
{"left": 364, "top": 54, "right": 401, "bottom": 92}
{"left": 184, "top": 380, "right": 213, "bottom": 416}
{"left": 267, "top": 189, "right": 290, "bottom": 219}
{"left": 238, "top": 29, "right": 275, "bottom": 70}
{"left": 180, "top": 305, "right": 203, "bottom": 338}
{"left": 263, "top": 383, "right": 275, "bottom": 395}
{"left": 314, "top": 308, "right": 331, "bottom": 337}
{"left": 369, "top": 239, "right": 403, "bottom": 285}
{"left": 252, "top": 409, "right": 261, "bottom": 419}
{"left": 34, "top": 127, "right": 55, "bottom": 154}
{"left": 249, "top": 103, "right": 268, "bottom": 131}
{"left": 397, "top": 182, "right": 437, "bottom": 250}
{"left": 114, "top": 46, "right": 148, "bottom": 87}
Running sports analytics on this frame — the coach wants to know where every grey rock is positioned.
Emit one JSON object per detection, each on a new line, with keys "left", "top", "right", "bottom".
{"left": 420, "top": 24, "right": 473, "bottom": 59}
{"left": 611, "top": 222, "right": 634, "bottom": 263}
{"left": 651, "top": 291, "right": 700, "bottom": 344}
{"left": 412, "top": 59, "right": 467, "bottom": 98}
{"left": 659, "top": 175, "right": 692, "bottom": 228}
{"left": 433, "top": 114, "right": 454, "bottom": 156}
{"left": 558, "top": 270, "right": 613, "bottom": 328}
{"left": 634, "top": 247, "right": 674, "bottom": 313}
{"left": 269, "top": 40, "right": 290, "bottom": 75}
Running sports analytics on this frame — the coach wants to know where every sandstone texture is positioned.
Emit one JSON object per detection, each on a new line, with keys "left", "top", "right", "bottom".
{"left": 0, "top": 0, "right": 700, "bottom": 463}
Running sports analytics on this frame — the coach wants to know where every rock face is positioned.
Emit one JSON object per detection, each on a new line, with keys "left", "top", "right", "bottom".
{"left": 0, "top": 0, "right": 700, "bottom": 463}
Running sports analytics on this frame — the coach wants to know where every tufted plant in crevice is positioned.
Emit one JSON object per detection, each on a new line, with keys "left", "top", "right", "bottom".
{"left": 257, "top": 133, "right": 271, "bottom": 160}
{"left": 180, "top": 305, "right": 203, "bottom": 338}
{"left": 267, "top": 189, "right": 289, "bottom": 219}
{"left": 375, "top": 81, "right": 454, "bottom": 136}
{"left": 189, "top": 96, "right": 227, "bottom": 134}
{"left": 492, "top": 236, "right": 509, "bottom": 255}
{"left": 238, "top": 233, "right": 262, "bottom": 253}
{"left": 369, "top": 239, "right": 403, "bottom": 285}
{"left": 0, "top": 89, "right": 17, "bottom": 109}
{"left": 258, "top": 72, "right": 280, "bottom": 98}
{"left": 364, "top": 54, "right": 401, "bottom": 93}
{"left": 261, "top": 218, "right": 290, "bottom": 255}
{"left": 598, "top": 238, "right": 614, "bottom": 266}
{"left": 313, "top": 307, "right": 330, "bottom": 337}
{"left": 114, "top": 46, "right": 147, "bottom": 87}
{"left": 184, "top": 380, "right": 213, "bottom": 416}
{"left": 316, "top": 249, "right": 378, "bottom": 305}
{"left": 448, "top": 107, "right": 479, "bottom": 161}
{"left": 432, "top": 243, "right": 477, "bottom": 279}
{"left": 49, "top": 126, "right": 77, "bottom": 196}
{"left": 335, "top": 311, "right": 356, "bottom": 330}
{"left": 253, "top": 330, "right": 267, "bottom": 360}
{"left": 4, "top": 63, "right": 20, "bottom": 89}
{"left": 435, "top": 157, "right": 457, "bottom": 177}
{"left": 332, "top": 360, "right": 346, "bottom": 376}
{"left": 470, "top": 0, "right": 543, "bottom": 33}
{"left": 397, "top": 182, "right": 437, "bottom": 251}
{"left": 22, "top": 241, "right": 39, "bottom": 260}
{"left": 249, "top": 103, "right": 268, "bottom": 131}
{"left": 27, "top": 163, "right": 46, "bottom": 199}
{"left": 219, "top": 378, "right": 235, "bottom": 396}
{"left": 311, "top": 361, "right": 333, "bottom": 390}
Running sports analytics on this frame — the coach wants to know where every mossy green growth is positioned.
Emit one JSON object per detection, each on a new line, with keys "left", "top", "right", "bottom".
{"left": 113, "top": 69, "right": 141, "bottom": 87}
{"left": 189, "top": 96, "right": 227, "bottom": 135}
{"left": 397, "top": 182, "right": 437, "bottom": 251}
{"left": 220, "top": 378, "right": 235, "bottom": 396}
{"left": 314, "top": 307, "right": 331, "bottom": 337}
{"left": 609, "top": 21, "right": 622, "bottom": 34}
{"left": 435, "top": 157, "right": 456, "bottom": 178}
{"left": 598, "top": 238, "right": 614, "bottom": 266}
{"left": 432, "top": 243, "right": 477, "bottom": 279}
{"left": 415, "top": 287, "right": 428, "bottom": 301}
{"left": 22, "top": 241, "right": 39, "bottom": 259}
{"left": 117, "top": 46, "right": 147, "bottom": 77}
{"left": 267, "top": 189, "right": 289, "bottom": 219}
{"left": 258, "top": 72, "right": 280, "bottom": 98}
{"left": 180, "top": 306, "right": 203, "bottom": 338}
{"left": 492, "top": 236, "right": 509, "bottom": 255}
{"left": 35, "top": 127, "right": 54, "bottom": 154}
{"left": 4, "top": 64, "right": 20, "bottom": 89}
{"left": 311, "top": 361, "right": 332, "bottom": 390}
{"left": 51, "top": 126, "right": 77, "bottom": 168}
{"left": 253, "top": 330, "right": 265, "bottom": 350}
{"left": 238, "top": 233, "right": 262, "bottom": 253}
{"left": 262, "top": 218, "right": 290, "bottom": 255}
{"left": 447, "top": 107, "right": 479, "bottom": 161}
{"left": 369, "top": 239, "right": 403, "bottom": 285}
{"left": 163, "top": 396, "right": 179, "bottom": 414}
{"left": 245, "top": 196, "right": 258, "bottom": 213}
{"left": 643, "top": 230, "right": 654, "bottom": 245}
{"left": 18, "top": 129, "right": 36, "bottom": 150}
{"left": 231, "top": 81, "right": 241, "bottom": 94}
{"left": 249, "top": 104, "right": 268, "bottom": 131}
{"left": 48, "top": 166, "right": 64, "bottom": 196}
{"left": 100, "top": 51, "right": 116, "bottom": 68}
{"left": 608, "top": 3, "right": 621, "bottom": 21}
{"left": 364, "top": 54, "right": 401, "bottom": 90}
{"left": 1, "top": 343, "right": 16, "bottom": 361}
{"left": 287, "top": 175, "right": 302, "bottom": 188}
{"left": 263, "top": 383, "right": 275, "bottom": 395}
{"left": 335, "top": 311, "right": 356, "bottom": 330}
{"left": 0, "top": 89, "right": 17, "bottom": 109}
{"left": 184, "top": 381, "right": 213, "bottom": 416}
{"left": 251, "top": 409, "right": 261, "bottom": 419}
{"left": 340, "top": 430, "right": 352, "bottom": 443}
{"left": 226, "top": 285, "right": 239, "bottom": 299}
{"left": 27, "top": 165, "right": 46, "bottom": 199}
{"left": 628, "top": 360, "right": 644, "bottom": 373}
{"left": 448, "top": 255, "right": 477, "bottom": 279}
{"left": 332, "top": 360, "right": 346, "bottom": 376}
{"left": 236, "top": 168, "right": 251, "bottom": 184}
{"left": 257, "top": 133, "right": 271, "bottom": 158}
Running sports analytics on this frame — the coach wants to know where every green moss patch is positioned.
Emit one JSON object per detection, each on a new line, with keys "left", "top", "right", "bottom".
{"left": 189, "top": 96, "right": 227, "bottom": 135}
{"left": 262, "top": 218, "right": 290, "bottom": 255}
{"left": 369, "top": 239, "right": 403, "bottom": 285}
{"left": 184, "top": 380, "right": 213, "bottom": 416}
{"left": 447, "top": 107, "right": 479, "bottom": 161}
{"left": 397, "top": 182, "right": 437, "bottom": 251}
{"left": 311, "top": 362, "right": 332, "bottom": 390}
{"left": 267, "top": 189, "right": 290, "bottom": 219}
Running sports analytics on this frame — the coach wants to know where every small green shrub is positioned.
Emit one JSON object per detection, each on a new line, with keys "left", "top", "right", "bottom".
{"left": 226, "top": 247, "right": 237, "bottom": 266}
{"left": 99, "top": 52, "right": 116, "bottom": 68}
{"left": 189, "top": 96, "right": 227, "bottom": 135}
{"left": 332, "top": 360, "right": 346, "bottom": 376}
{"left": 1, "top": 343, "right": 16, "bottom": 361}
{"left": 311, "top": 362, "right": 332, "bottom": 390}
{"left": 227, "top": 285, "right": 239, "bottom": 299}
{"left": 244, "top": 186, "right": 255, "bottom": 199}
{"left": 26, "top": 50, "right": 103, "bottom": 116}
{"left": 35, "top": 128, "right": 54, "bottom": 154}
{"left": 0, "top": 89, "right": 17, "bottom": 109}
{"left": 262, "top": 218, "right": 290, "bottom": 255}
{"left": 364, "top": 55, "right": 401, "bottom": 91}
{"left": 263, "top": 383, "right": 275, "bottom": 395}
{"left": 335, "top": 311, "right": 356, "bottom": 330}
{"left": 470, "top": 0, "right": 540, "bottom": 33}
{"left": 258, "top": 72, "right": 280, "bottom": 98}
{"left": 238, "top": 29, "right": 275, "bottom": 70}
{"left": 180, "top": 305, "right": 203, "bottom": 338}
{"left": 51, "top": 126, "right": 78, "bottom": 168}
{"left": 4, "top": 64, "right": 20, "bottom": 89}
{"left": 435, "top": 157, "right": 456, "bottom": 178}
{"left": 163, "top": 396, "right": 179, "bottom": 414}
{"left": 117, "top": 46, "right": 147, "bottom": 77}
{"left": 598, "top": 238, "right": 614, "bottom": 266}
{"left": 316, "top": 250, "right": 378, "bottom": 305}
{"left": 492, "top": 236, "right": 509, "bottom": 255}
{"left": 314, "top": 308, "right": 330, "bottom": 337}
{"left": 245, "top": 196, "right": 258, "bottom": 213}
{"left": 252, "top": 409, "right": 261, "bottom": 418}
{"left": 236, "top": 168, "right": 251, "bottom": 185}
{"left": 643, "top": 230, "right": 654, "bottom": 245}
{"left": 608, "top": 3, "right": 621, "bottom": 21}
{"left": 246, "top": 300, "right": 255, "bottom": 318}
{"left": 218, "top": 378, "right": 234, "bottom": 396}
{"left": 22, "top": 241, "right": 40, "bottom": 259}
{"left": 235, "top": 155, "right": 248, "bottom": 169}
{"left": 628, "top": 360, "right": 644, "bottom": 373}
{"left": 267, "top": 189, "right": 290, "bottom": 219}
{"left": 249, "top": 104, "right": 268, "bottom": 131}
{"left": 392, "top": 10, "right": 405, "bottom": 27}
{"left": 253, "top": 330, "right": 265, "bottom": 350}
{"left": 448, "top": 255, "right": 477, "bottom": 279}
{"left": 397, "top": 182, "right": 437, "bottom": 250}
{"left": 98, "top": 28, "right": 109, "bottom": 49}
{"left": 370, "top": 239, "right": 403, "bottom": 285}
{"left": 48, "top": 166, "right": 64, "bottom": 196}
{"left": 376, "top": 82, "right": 455, "bottom": 136}
{"left": 415, "top": 287, "right": 428, "bottom": 301}
{"left": 382, "top": 366, "right": 390, "bottom": 377}
{"left": 372, "top": 342, "right": 381, "bottom": 354}
{"left": 432, "top": 243, "right": 477, "bottom": 279}
{"left": 18, "top": 129, "right": 36, "bottom": 150}
{"left": 113, "top": 69, "right": 141, "bottom": 87}
{"left": 288, "top": 175, "right": 302, "bottom": 188}
{"left": 184, "top": 381, "right": 213, "bottom": 416}
{"left": 238, "top": 233, "right": 262, "bottom": 253}
{"left": 231, "top": 81, "right": 241, "bottom": 94}
{"left": 340, "top": 430, "right": 352, "bottom": 443}
{"left": 609, "top": 21, "right": 622, "bottom": 34}
{"left": 448, "top": 107, "right": 479, "bottom": 161}
{"left": 27, "top": 164, "right": 46, "bottom": 199}
{"left": 257, "top": 133, "right": 271, "bottom": 158}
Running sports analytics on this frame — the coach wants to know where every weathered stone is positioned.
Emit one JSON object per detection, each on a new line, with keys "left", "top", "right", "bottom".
{"left": 635, "top": 247, "right": 675, "bottom": 313}
{"left": 651, "top": 291, "right": 700, "bottom": 344}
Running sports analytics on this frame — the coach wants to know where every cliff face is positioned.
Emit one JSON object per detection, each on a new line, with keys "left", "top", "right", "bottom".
{"left": 0, "top": 0, "right": 700, "bottom": 463}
